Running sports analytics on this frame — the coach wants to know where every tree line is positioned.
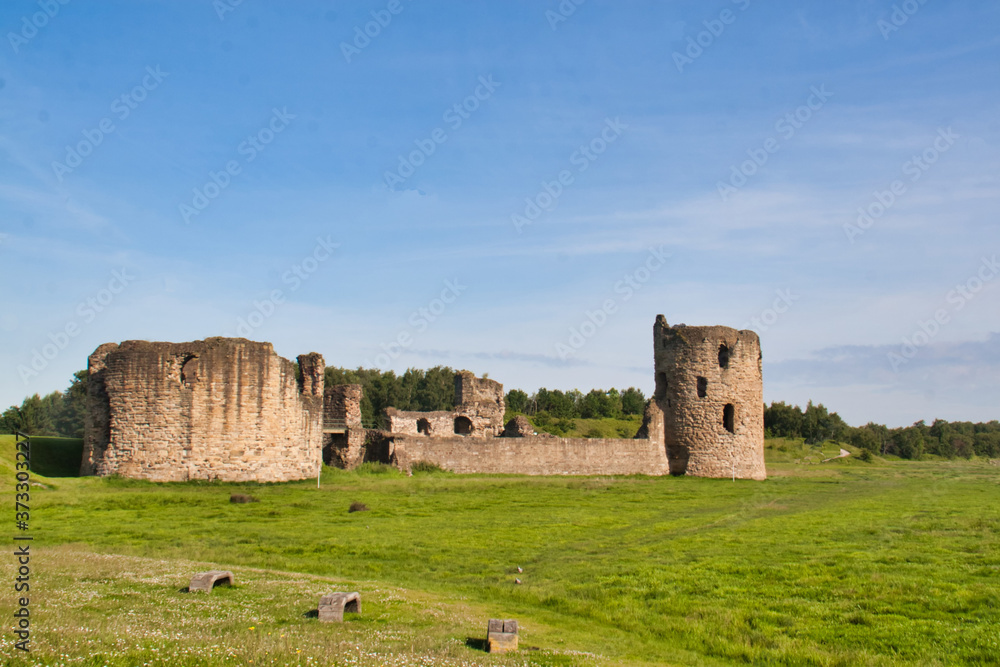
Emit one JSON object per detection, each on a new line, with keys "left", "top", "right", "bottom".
{"left": 0, "top": 371, "right": 87, "bottom": 438}
{"left": 764, "top": 401, "right": 1000, "bottom": 459}
{"left": 323, "top": 366, "right": 646, "bottom": 428}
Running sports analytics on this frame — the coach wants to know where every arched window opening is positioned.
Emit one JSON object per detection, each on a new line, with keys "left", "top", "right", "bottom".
{"left": 454, "top": 416, "right": 473, "bottom": 435}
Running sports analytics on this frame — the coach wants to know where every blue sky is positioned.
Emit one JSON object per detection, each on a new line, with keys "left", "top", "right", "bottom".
{"left": 1, "top": 0, "right": 998, "bottom": 427}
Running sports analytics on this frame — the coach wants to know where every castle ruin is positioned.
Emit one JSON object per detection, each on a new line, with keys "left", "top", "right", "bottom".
{"left": 81, "top": 316, "right": 766, "bottom": 481}
{"left": 653, "top": 316, "right": 766, "bottom": 480}
{"left": 384, "top": 371, "right": 506, "bottom": 438}
{"left": 82, "top": 338, "right": 324, "bottom": 482}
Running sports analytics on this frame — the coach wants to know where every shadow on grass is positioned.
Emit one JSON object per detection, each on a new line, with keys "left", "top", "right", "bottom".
{"left": 465, "top": 637, "right": 488, "bottom": 652}
{"left": 302, "top": 609, "right": 319, "bottom": 618}
{"left": 28, "top": 437, "right": 83, "bottom": 477}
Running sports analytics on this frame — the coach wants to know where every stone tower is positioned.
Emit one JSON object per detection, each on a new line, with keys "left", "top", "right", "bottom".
{"left": 653, "top": 315, "right": 766, "bottom": 480}
{"left": 81, "top": 338, "right": 324, "bottom": 482}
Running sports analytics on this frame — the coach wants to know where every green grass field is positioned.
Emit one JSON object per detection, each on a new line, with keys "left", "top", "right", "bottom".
{"left": 1, "top": 434, "right": 999, "bottom": 665}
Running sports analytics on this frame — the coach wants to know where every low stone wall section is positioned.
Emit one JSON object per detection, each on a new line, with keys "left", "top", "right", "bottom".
{"left": 392, "top": 435, "right": 669, "bottom": 476}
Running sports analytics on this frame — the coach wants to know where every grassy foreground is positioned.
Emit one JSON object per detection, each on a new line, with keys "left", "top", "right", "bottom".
{"left": 1, "top": 435, "right": 999, "bottom": 665}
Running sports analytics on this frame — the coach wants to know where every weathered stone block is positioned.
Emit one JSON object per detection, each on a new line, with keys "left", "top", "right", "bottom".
{"left": 189, "top": 570, "right": 234, "bottom": 593}
{"left": 502, "top": 415, "right": 534, "bottom": 437}
{"left": 487, "top": 618, "right": 518, "bottom": 653}
{"left": 318, "top": 591, "right": 361, "bottom": 622}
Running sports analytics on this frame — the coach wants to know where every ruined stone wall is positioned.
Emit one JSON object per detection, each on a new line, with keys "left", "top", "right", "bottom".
{"left": 392, "top": 434, "right": 669, "bottom": 476}
{"left": 386, "top": 401, "right": 667, "bottom": 476}
{"left": 653, "top": 315, "right": 765, "bottom": 480}
{"left": 383, "top": 371, "right": 505, "bottom": 439}
{"left": 385, "top": 409, "right": 454, "bottom": 436}
{"left": 81, "top": 338, "right": 324, "bottom": 482}
{"left": 454, "top": 371, "right": 505, "bottom": 436}
{"left": 321, "top": 384, "right": 365, "bottom": 469}
{"left": 324, "top": 384, "right": 362, "bottom": 427}
{"left": 323, "top": 429, "right": 366, "bottom": 469}
{"left": 81, "top": 342, "right": 119, "bottom": 475}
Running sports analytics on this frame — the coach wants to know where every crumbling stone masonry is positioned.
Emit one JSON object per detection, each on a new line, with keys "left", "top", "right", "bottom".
{"left": 81, "top": 315, "right": 766, "bottom": 481}
{"left": 385, "top": 371, "right": 505, "bottom": 438}
{"left": 322, "top": 384, "right": 366, "bottom": 469}
{"left": 653, "top": 315, "right": 766, "bottom": 480}
{"left": 383, "top": 316, "right": 764, "bottom": 480}
{"left": 390, "top": 400, "right": 669, "bottom": 475}
{"left": 82, "top": 338, "right": 324, "bottom": 482}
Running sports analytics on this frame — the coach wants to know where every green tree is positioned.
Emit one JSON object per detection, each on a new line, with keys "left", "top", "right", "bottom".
{"left": 55, "top": 370, "right": 88, "bottom": 438}
{"left": 889, "top": 425, "right": 925, "bottom": 460}
{"left": 620, "top": 387, "right": 645, "bottom": 416}
{"left": 413, "top": 366, "right": 456, "bottom": 412}
{"left": 605, "top": 388, "right": 623, "bottom": 418}
{"left": 505, "top": 389, "right": 529, "bottom": 414}
{"left": 764, "top": 401, "right": 804, "bottom": 438}
{"left": 15, "top": 393, "right": 59, "bottom": 435}
{"left": 973, "top": 431, "right": 1000, "bottom": 457}
{"left": 535, "top": 389, "right": 577, "bottom": 418}
{"left": 801, "top": 401, "right": 848, "bottom": 444}
{"left": 849, "top": 422, "right": 889, "bottom": 454}
{"left": 580, "top": 389, "right": 623, "bottom": 419}
{"left": 579, "top": 390, "right": 606, "bottom": 419}
{"left": 0, "top": 405, "right": 23, "bottom": 434}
